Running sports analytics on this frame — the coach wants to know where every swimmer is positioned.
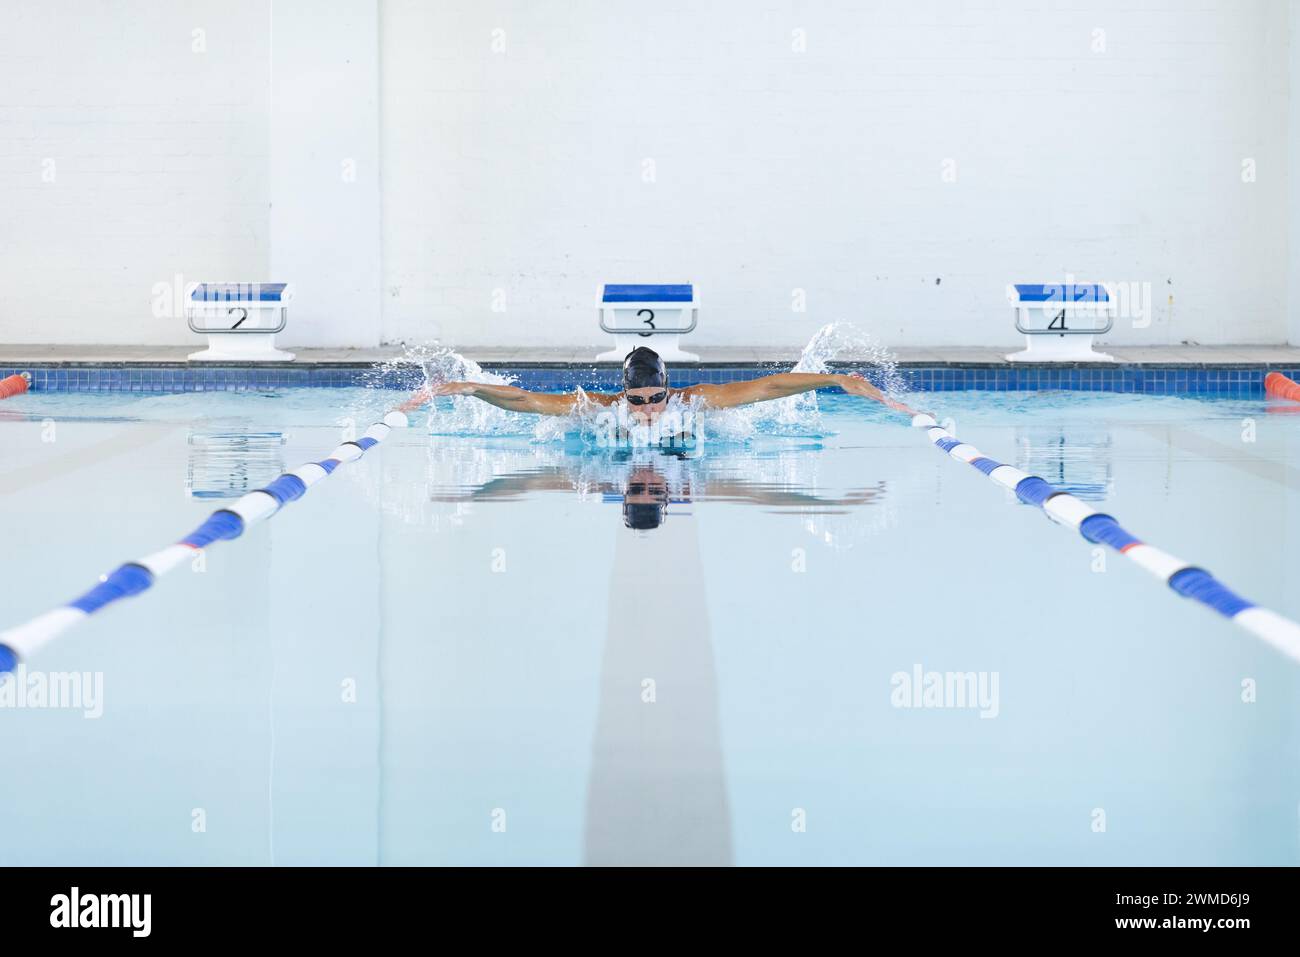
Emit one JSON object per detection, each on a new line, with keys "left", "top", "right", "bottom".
{"left": 398, "top": 346, "right": 888, "bottom": 420}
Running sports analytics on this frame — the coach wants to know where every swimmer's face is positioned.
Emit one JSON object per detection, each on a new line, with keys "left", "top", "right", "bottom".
{"left": 625, "top": 386, "right": 668, "bottom": 423}
{"left": 625, "top": 467, "right": 668, "bottom": 502}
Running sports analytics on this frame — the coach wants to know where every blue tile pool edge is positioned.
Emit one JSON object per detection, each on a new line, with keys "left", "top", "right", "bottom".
{"left": 3, "top": 364, "right": 1299, "bottom": 396}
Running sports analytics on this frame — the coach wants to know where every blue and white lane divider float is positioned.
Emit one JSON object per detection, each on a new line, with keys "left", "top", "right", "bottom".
{"left": 0, "top": 410, "right": 410, "bottom": 675}
{"left": 906, "top": 410, "right": 1300, "bottom": 664}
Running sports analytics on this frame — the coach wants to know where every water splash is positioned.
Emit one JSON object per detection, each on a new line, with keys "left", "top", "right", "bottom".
{"left": 794, "top": 322, "right": 906, "bottom": 396}
{"left": 704, "top": 322, "right": 907, "bottom": 439}
{"left": 360, "top": 343, "right": 560, "bottom": 439}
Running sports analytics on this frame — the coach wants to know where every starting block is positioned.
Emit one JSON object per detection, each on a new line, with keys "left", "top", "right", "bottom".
{"left": 1006, "top": 283, "right": 1115, "bottom": 363}
{"left": 596, "top": 284, "right": 699, "bottom": 362}
{"left": 187, "top": 282, "right": 295, "bottom": 361}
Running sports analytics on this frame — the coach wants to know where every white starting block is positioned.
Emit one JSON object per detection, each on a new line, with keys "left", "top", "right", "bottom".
{"left": 187, "top": 282, "right": 295, "bottom": 361}
{"left": 1006, "top": 283, "right": 1115, "bottom": 362}
{"left": 596, "top": 283, "right": 699, "bottom": 362}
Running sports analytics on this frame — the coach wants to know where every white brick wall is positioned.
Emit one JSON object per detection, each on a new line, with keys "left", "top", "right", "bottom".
{"left": 271, "top": 0, "right": 381, "bottom": 350}
{"left": 0, "top": 0, "right": 271, "bottom": 345}
{"left": 1290, "top": 0, "right": 1300, "bottom": 345}
{"left": 380, "top": 0, "right": 1292, "bottom": 349}
{"left": 0, "top": 1, "right": 1294, "bottom": 348}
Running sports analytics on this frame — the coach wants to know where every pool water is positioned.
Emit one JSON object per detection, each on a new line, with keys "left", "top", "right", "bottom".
{"left": 1, "top": 386, "right": 1298, "bottom": 865}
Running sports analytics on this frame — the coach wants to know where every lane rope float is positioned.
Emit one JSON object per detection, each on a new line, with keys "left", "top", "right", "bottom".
{"left": 0, "top": 372, "right": 31, "bottom": 400}
{"left": 1264, "top": 371, "right": 1300, "bottom": 402}
{"left": 876, "top": 391, "right": 1300, "bottom": 664}
{"left": 0, "top": 409, "right": 410, "bottom": 674}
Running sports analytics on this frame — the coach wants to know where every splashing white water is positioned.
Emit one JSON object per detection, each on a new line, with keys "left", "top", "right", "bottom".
{"left": 363, "top": 343, "right": 567, "bottom": 440}
{"left": 702, "top": 322, "right": 907, "bottom": 440}
{"left": 794, "top": 322, "right": 905, "bottom": 393}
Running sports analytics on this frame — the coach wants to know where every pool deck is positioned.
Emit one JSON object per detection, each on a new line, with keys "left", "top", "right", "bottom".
{"left": 4, "top": 344, "right": 1300, "bottom": 368}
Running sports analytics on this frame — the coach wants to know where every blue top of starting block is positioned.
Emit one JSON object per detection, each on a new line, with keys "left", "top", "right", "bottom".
{"left": 191, "top": 282, "right": 290, "bottom": 303}
{"left": 603, "top": 284, "right": 693, "bottom": 303}
{"left": 1011, "top": 283, "right": 1108, "bottom": 303}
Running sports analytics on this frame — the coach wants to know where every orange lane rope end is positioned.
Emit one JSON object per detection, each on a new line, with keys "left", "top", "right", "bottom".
{"left": 0, "top": 372, "right": 31, "bottom": 400}
{"left": 1264, "top": 371, "right": 1300, "bottom": 403}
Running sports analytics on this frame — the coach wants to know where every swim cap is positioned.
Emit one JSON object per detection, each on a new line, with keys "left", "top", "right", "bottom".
{"left": 622, "top": 470, "right": 669, "bottom": 530}
{"left": 622, "top": 347, "right": 667, "bottom": 390}
{"left": 623, "top": 500, "right": 666, "bottom": 530}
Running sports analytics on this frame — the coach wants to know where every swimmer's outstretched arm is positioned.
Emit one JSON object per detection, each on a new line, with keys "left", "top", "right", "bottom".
{"left": 398, "top": 381, "right": 616, "bottom": 416}
{"left": 680, "top": 372, "right": 885, "bottom": 409}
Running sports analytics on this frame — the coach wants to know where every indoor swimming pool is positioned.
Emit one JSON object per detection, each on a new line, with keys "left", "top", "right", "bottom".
{"left": 1, "top": 384, "right": 1297, "bottom": 866}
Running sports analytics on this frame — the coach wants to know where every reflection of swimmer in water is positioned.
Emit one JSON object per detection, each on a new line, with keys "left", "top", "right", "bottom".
{"left": 428, "top": 452, "right": 886, "bottom": 531}
{"left": 622, "top": 465, "right": 671, "bottom": 530}
{"left": 399, "top": 346, "right": 888, "bottom": 422}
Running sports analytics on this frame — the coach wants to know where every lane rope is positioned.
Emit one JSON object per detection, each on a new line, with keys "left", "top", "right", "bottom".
{"left": 0, "top": 372, "right": 31, "bottom": 400}
{"left": 1264, "top": 371, "right": 1300, "bottom": 402}
{"left": 875, "top": 390, "right": 1300, "bottom": 664}
{"left": 0, "top": 409, "right": 410, "bottom": 674}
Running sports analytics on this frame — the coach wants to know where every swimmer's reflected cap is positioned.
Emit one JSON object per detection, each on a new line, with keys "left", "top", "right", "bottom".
{"left": 623, "top": 501, "right": 666, "bottom": 531}
{"left": 623, "top": 347, "right": 667, "bottom": 389}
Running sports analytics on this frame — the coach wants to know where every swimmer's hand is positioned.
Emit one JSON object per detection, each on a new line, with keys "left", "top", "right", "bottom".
{"left": 838, "top": 373, "right": 886, "bottom": 403}
{"left": 841, "top": 373, "right": 927, "bottom": 417}
{"left": 397, "top": 381, "right": 477, "bottom": 412}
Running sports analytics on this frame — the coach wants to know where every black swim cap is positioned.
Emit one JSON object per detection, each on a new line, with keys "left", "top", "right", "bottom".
{"left": 622, "top": 473, "right": 669, "bottom": 530}
{"left": 622, "top": 347, "right": 667, "bottom": 389}
{"left": 623, "top": 501, "right": 666, "bottom": 530}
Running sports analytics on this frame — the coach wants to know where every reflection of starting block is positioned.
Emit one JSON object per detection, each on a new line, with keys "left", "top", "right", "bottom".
{"left": 185, "top": 431, "right": 286, "bottom": 499}
{"left": 1006, "top": 283, "right": 1115, "bottom": 362}
{"left": 596, "top": 284, "right": 699, "bottom": 362}
{"left": 1015, "top": 427, "right": 1113, "bottom": 502}
{"left": 187, "top": 282, "right": 295, "bottom": 361}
